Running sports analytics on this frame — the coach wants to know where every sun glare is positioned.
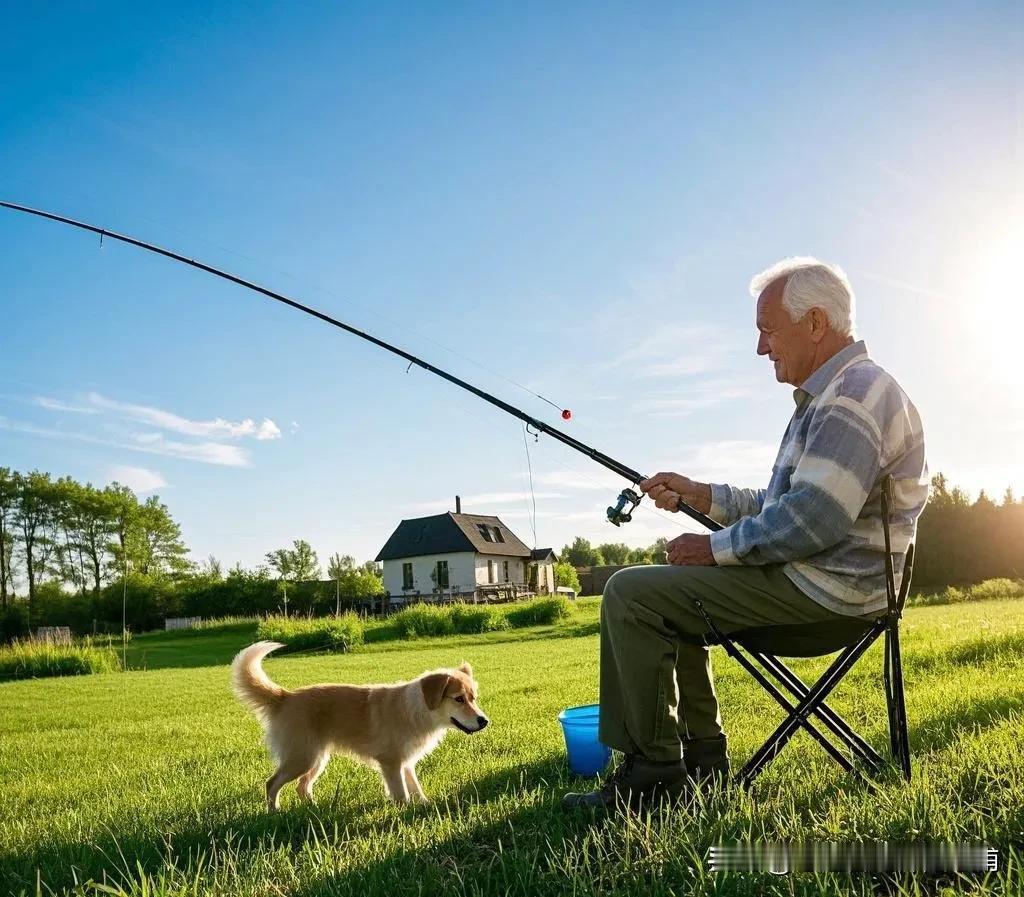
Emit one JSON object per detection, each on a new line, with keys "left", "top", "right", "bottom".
{"left": 974, "top": 222, "right": 1024, "bottom": 330}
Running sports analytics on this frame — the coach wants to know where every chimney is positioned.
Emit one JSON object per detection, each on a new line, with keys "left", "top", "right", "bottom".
{"left": 455, "top": 495, "right": 462, "bottom": 514}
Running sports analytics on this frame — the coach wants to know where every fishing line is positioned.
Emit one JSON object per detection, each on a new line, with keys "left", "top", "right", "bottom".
{"left": 521, "top": 423, "right": 538, "bottom": 548}
{"left": 0, "top": 200, "right": 721, "bottom": 533}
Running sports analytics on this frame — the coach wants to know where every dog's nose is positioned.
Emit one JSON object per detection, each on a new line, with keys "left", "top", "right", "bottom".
{"left": 476, "top": 716, "right": 489, "bottom": 729}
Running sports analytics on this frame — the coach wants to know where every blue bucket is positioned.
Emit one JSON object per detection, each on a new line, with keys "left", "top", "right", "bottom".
{"left": 558, "top": 704, "right": 612, "bottom": 776}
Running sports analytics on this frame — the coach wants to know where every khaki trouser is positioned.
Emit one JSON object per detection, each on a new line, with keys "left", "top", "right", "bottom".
{"left": 598, "top": 564, "right": 854, "bottom": 762}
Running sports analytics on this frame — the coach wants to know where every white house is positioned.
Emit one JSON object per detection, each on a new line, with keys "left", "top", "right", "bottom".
{"left": 375, "top": 499, "right": 557, "bottom": 603}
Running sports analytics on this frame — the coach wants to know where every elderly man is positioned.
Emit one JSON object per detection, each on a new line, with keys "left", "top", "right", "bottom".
{"left": 564, "top": 257, "right": 928, "bottom": 811}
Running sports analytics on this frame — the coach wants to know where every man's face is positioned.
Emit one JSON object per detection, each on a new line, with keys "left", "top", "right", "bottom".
{"left": 755, "top": 279, "right": 817, "bottom": 386}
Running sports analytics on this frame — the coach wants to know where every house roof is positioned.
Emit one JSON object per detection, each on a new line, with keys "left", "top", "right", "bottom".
{"left": 375, "top": 513, "right": 532, "bottom": 562}
{"left": 530, "top": 548, "right": 557, "bottom": 562}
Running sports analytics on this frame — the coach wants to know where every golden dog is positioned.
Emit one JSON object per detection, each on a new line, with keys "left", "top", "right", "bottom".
{"left": 231, "top": 641, "right": 488, "bottom": 809}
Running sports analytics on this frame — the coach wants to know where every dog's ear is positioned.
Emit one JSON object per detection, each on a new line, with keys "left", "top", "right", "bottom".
{"left": 458, "top": 661, "right": 473, "bottom": 677}
{"left": 421, "top": 673, "right": 451, "bottom": 710}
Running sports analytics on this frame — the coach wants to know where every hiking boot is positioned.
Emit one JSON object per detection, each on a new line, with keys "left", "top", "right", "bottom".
{"left": 683, "top": 734, "right": 731, "bottom": 789}
{"left": 562, "top": 754, "right": 689, "bottom": 811}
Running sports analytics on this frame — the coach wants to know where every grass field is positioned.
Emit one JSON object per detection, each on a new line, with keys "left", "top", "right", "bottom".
{"left": 1, "top": 597, "right": 1022, "bottom": 896}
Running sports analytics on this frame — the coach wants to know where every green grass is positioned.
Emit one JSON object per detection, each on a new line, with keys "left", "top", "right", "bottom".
{"left": 257, "top": 613, "right": 366, "bottom": 653}
{"left": 0, "top": 638, "right": 121, "bottom": 681}
{"left": 1, "top": 598, "right": 1022, "bottom": 896}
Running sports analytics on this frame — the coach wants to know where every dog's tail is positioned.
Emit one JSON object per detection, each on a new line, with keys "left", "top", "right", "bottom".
{"left": 231, "top": 641, "right": 287, "bottom": 722}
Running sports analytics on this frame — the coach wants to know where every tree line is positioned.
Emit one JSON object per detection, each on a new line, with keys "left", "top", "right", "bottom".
{"left": 0, "top": 468, "right": 383, "bottom": 639}
{"left": 560, "top": 474, "right": 1024, "bottom": 589}
{"left": 0, "top": 468, "right": 189, "bottom": 619}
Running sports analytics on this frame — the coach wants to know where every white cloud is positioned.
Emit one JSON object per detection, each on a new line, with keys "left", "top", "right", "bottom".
{"left": 35, "top": 397, "right": 97, "bottom": 414}
{"left": 128, "top": 432, "right": 250, "bottom": 467}
{"left": 256, "top": 419, "right": 281, "bottom": 440}
{"left": 38, "top": 392, "right": 282, "bottom": 441}
{"left": 0, "top": 417, "right": 250, "bottom": 468}
{"left": 107, "top": 466, "right": 167, "bottom": 494}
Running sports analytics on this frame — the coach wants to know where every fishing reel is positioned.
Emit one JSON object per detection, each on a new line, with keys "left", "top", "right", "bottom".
{"left": 607, "top": 488, "right": 642, "bottom": 526}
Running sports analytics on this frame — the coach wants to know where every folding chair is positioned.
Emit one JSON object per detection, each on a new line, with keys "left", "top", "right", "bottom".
{"left": 692, "top": 474, "right": 914, "bottom": 788}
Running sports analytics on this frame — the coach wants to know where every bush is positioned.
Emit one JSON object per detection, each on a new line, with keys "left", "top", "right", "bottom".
{"left": 0, "top": 603, "right": 30, "bottom": 644}
{"left": 0, "top": 639, "right": 120, "bottom": 681}
{"left": 907, "top": 578, "right": 1024, "bottom": 608}
{"left": 968, "top": 578, "right": 1024, "bottom": 600}
{"left": 256, "top": 613, "right": 364, "bottom": 653}
{"left": 139, "top": 617, "right": 258, "bottom": 640}
{"left": 505, "top": 595, "right": 573, "bottom": 627}
{"left": 553, "top": 562, "right": 581, "bottom": 594}
{"left": 391, "top": 603, "right": 455, "bottom": 638}
{"left": 449, "top": 604, "right": 510, "bottom": 634}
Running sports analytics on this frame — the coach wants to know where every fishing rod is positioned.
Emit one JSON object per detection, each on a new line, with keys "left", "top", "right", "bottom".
{"left": 0, "top": 200, "right": 722, "bottom": 532}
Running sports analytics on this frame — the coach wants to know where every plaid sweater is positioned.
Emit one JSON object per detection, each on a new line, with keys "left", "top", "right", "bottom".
{"left": 707, "top": 341, "right": 929, "bottom": 617}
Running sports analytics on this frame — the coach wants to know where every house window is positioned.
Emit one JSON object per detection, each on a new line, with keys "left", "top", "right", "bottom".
{"left": 493, "top": 527, "right": 505, "bottom": 543}
{"left": 477, "top": 524, "right": 494, "bottom": 543}
{"left": 542, "top": 566, "right": 548, "bottom": 590}
{"left": 487, "top": 559, "right": 495, "bottom": 584}
{"left": 503, "top": 560, "right": 509, "bottom": 581}
{"left": 402, "top": 562, "right": 414, "bottom": 590}
{"left": 435, "top": 560, "right": 449, "bottom": 589}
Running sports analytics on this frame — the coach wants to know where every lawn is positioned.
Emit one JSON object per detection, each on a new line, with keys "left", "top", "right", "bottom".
{"left": 0, "top": 597, "right": 1022, "bottom": 896}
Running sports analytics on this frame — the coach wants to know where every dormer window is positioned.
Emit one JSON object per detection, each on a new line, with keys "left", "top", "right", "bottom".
{"left": 492, "top": 527, "right": 505, "bottom": 543}
{"left": 477, "top": 524, "right": 494, "bottom": 543}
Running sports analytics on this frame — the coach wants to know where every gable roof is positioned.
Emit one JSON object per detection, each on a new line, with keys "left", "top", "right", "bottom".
{"left": 375, "top": 513, "right": 532, "bottom": 562}
{"left": 530, "top": 548, "right": 557, "bottom": 562}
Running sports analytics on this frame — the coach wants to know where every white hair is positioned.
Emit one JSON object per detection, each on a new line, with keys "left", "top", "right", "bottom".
{"left": 749, "top": 256, "right": 857, "bottom": 337}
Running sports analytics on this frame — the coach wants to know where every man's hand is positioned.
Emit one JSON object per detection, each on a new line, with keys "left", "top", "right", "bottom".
{"left": 666, "top": 533, "right": 716, "bottom": 566}
{"left": 640, "top": 472, "right": 713, "bottom": 515}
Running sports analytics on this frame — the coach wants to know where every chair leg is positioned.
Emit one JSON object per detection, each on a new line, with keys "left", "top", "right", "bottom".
{"left": 713, "top": 636, "right": 860, "bottom": 784}
{"left": 885, "top": 624, "right": 912, "bottom": 780}
{"left": 736, "top": 629, "right": 879, "bottom": 789}
{"left": 750, "top": 650, "right": 886, "bottom": 771}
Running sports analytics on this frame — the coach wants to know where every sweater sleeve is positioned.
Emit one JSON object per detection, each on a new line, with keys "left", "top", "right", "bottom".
{"left": 709, "top": 392, "right": 883, "bottom": 566}
{"left": 708, "top": 483, "right": 767, "bottom": 526}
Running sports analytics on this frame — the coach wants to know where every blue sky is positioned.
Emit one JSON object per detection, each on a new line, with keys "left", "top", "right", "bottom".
{"left": 1, "top": 2, "right": 1021, "bottom": 570}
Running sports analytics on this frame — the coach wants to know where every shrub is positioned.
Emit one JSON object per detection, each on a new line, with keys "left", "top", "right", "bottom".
{"left": 505, "top": 595, "right": 573, "bottom": 627}
{"left": 553, "top": 562, "right": 581, "bottom": 594}
{"left": 391, "top": 603, "right": 455, "bottom": 638}
{"left": 140, "top": 617, "right": 258, "bottom": 640}
{"left": 449, "top": 603, "right": 510, "bottom": 634}
{"left": 969, "top": 578, "right": 1024, "bottom": 600}
{"left": 256, "top": 613, "right": 364, "bottom": 653}
{"left": 0, "top": 639, "right": 120, "bottom": 681}
{"left": 0, "top": 604, "right": 30, "bottom": 644}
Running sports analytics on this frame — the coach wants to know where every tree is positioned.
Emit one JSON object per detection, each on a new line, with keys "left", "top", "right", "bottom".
{"left": 289, "top": 540, "right": 321, "bottom": 582}
{"left": 105, "top": 484, "right": 142, "bottom": 577}
{"left": 201, "top": 555, "right": 223, "bottom": 580}
{"left": 13, "top": 471, "right": 56, "bottom": 621}
{"left": 626, "top": 546, "right": 654, "bottom": 565}
{"left": 1, "top": 530, "right": 16, "bottom": 602}
{"left": 78, "top": 484, "right": 117, "bottom": 596}
{"left": 560, "top": 537, "right": 605, "bottom": 567}
{"left": 50, "top": 477, "right": 86, "bottom": 595}
{"left": 0, "top": 468, "right": 15, "bottom": 607}
{"left": 974, "top": 489, "right": 996, "bottom": 511}
{"left": 265, "top": 548, "right": 295, "bottom": 616}
{"left": 597, "top": 542, "right": 631, "bottom": 565}
{"left": 554, "top": 561, "right": 581, "bottom": 594}
{"left": 328, "top": 553, "right": 356, "bottom": 615}
{"left": 135, "top": 496, "right": 190, "bottom": 577}
{"left": 650, "top": 537, "right": 669, "bottom": 565}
